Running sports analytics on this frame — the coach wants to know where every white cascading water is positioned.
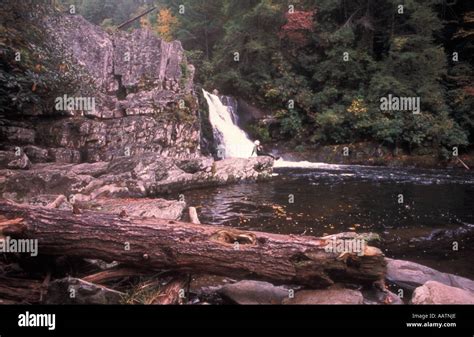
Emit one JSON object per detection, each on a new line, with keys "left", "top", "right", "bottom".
{"left": 202, "top": 88, "right": 353, "bottom": 170}
{"left": 202, "top": 89, "right": 255, "bottom": 158}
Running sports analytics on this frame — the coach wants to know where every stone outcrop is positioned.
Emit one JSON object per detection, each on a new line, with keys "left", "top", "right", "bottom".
{"left": 0, "top": 154, "right": 274, "bottom": 204}
{"left": 386, "top": 258, "right": 474, "bottom": 292}
{"left": 0, "top": 151, "right": 31, "bottom": 170}
{"left": 0, "top": 13, "right": 200, "bottom": 164}
{"left": 410, "top": 281, "right": 474, "bottom": 304}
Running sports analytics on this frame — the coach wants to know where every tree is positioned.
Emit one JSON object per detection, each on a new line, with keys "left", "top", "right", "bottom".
{"left": 155, "top": 8, "right": 178, "bottom": 41}
{"left": 211, "top": 0, "right": 286, "bottom": 99}
{"left": 279, "top": 10, "right": 315, "bottom": 47}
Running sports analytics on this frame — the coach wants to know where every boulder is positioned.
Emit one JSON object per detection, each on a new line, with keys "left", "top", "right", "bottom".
{"left": 0, "top": 151, "right": 31, "bottom": 170}
{"left": 44, "top": 277, "right": 124, "bottom": 304}
{"left": 219, "top": 280, "right": 289, "bottom": 305}
{"left": 189, "top": 274, "right": 234, "bottom": 303}
{"left": 101, "top": 154, "right": 273, "bottom": 196}
{"left": 283, "top": 286, "right": 364, "bottom": 304}
{"left": 8, "top": 153, "right": 31, "bottom": 170}
{"left": 362, "top": 288, "right": 404, "bottom": 305}
{"left": 411, "top": 281, "right": 474, "bottom": 304}
{"left": 211, "top": 157, "right": 274, "bottom": 183}
{"left": 386, "top": 258, "right": 474, "bottom": 292}
{"left": 23, "top": 145, "right": 50, "bottom": 163}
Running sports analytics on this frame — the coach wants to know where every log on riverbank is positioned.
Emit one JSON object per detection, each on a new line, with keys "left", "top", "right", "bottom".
{"left": 0, "top": 276, "right": 44, "bottom": 304}
{"left": 0, "top": 201, "right": 386, "bottom": 288}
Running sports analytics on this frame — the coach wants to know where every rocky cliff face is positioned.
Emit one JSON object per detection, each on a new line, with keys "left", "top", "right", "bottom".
{"left": 0, "top": 12, "right": 200, "bottom": 164}
{"left": 0, "top": 8, "right": 276, "bottom": 217}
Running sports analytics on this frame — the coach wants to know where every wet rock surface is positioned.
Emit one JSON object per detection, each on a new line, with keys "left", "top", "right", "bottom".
{"left": 85, "top": 198, "right": 186, "bottom": 220}
{"left": 283, "top": 286, "right": 364, "bottom": 305}
{"left": 45, "top": 277, "right": 124, "bottom": 304}
{"left": 361, "top": 287, "right": 404, "bottom": 305}
{"left": 410, "top": 281, "right": 474, "bottom": 304}
{"left": 386, "top": 258, "right": 474, "bottom": 292}
{"left": 189, "top": 274, "right": 235, "bottom": 304}
{"left": 1, "top": 154, "right": 273, "bottom": 205}
{"left": 219, "top": 280, "right": 289, "bottom": 305}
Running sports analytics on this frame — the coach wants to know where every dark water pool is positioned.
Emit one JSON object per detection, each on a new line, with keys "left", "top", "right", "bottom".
{"left": 184, "top": 164, "right": 474, "bottom": 279}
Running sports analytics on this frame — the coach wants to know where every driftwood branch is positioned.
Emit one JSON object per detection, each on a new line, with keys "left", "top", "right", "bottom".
{"left": 117, "top": 6, "right": 157, "bottom": 30}
{"left": 82, "top": 268, "right": 147, "bottom": 285}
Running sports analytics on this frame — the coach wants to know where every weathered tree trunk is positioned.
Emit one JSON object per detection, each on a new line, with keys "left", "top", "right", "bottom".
{"left": 0, "top": 201, "right": 386, "bottom": 288}
{"left": 0, "top": 276, "right": 43, "bottom": 304}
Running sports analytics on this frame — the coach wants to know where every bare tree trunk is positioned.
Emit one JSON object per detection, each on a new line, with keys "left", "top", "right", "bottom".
{"left": 0, "top": 201, "right": 386, "bottom": 288}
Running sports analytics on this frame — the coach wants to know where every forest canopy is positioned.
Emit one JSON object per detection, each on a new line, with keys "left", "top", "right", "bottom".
{"left": 57, "top": 0, "right": 474, "bottom": 157}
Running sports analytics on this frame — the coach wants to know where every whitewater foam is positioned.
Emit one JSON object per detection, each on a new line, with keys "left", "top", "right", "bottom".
{"left": 202, "top": 89, "right": 255, "bottom": 158}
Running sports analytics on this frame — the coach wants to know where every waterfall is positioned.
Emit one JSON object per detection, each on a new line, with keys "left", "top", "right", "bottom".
{"left": 202, "top": 89, "right": 345, "bottom": 170}
{"left": 202, "top": 89, "right": 255, "bottom": 158}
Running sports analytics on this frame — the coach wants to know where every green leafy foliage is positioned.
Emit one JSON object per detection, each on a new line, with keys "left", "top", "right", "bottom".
{"left": 0, "top": 2, "right": 95, "bottom": 116}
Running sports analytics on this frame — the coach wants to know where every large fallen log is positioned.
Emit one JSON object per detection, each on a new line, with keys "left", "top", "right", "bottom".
{"left": 0, "top": 276, "right": 43, "bottom": 304}
{"left": 0, "top": 201, "right": 386, "bottom": 288}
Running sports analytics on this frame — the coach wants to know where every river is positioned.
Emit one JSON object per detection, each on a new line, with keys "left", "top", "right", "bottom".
{"left": 199, "top": 90, "right": 474, "bottom": 280}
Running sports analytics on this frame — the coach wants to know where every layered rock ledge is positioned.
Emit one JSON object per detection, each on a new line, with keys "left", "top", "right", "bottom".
{"left": 1, "top": 155, "right": 274, "bottom": 220}
{"left": 1, "top": 12, "right": 200, "bottom": 163}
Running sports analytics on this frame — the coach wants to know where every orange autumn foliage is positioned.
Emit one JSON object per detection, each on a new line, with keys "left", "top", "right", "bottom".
{"left": 156, "top": 8, "right": 178, "bottom": 42}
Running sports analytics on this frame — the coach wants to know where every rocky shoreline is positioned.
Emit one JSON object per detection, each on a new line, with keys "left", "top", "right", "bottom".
{"left": 207, "top": 256, "right": 474, "bottom": 305}
{"left": 1, "top": 152, "right": 474, "bottom": 305}
{"left": 0, "top": 154, "right": 274, "bottom": 216}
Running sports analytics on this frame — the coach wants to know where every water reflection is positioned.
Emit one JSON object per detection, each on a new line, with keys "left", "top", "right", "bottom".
{"left": 184, "top": 165, "right": 474, "bottom": 278}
